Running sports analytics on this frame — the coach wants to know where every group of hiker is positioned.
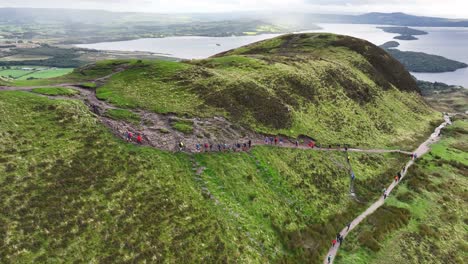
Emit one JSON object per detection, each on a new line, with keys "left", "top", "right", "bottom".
{"left": 125, "top": 131, "right": 143, "bottom": 144}
{"left": 179, "top": 140, "right": 253, "bottom": 153}
{"left": 328, "top": 233, "right": 346, "bottom": 263}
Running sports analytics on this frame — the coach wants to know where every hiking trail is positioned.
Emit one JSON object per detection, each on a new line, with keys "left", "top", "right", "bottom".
{"left": 0, "top": 84, "right": 415, "bottom": 156}
{"left": 324, "top": 114, "right": 452, "bottom": 264}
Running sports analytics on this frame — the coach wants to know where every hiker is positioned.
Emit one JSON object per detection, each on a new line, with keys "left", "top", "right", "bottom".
{"left": 204, "top": 143, "right": 209, "bottom": 151}
{"left": 279, "top": 138, "right": 283, "bottom": 145}
{"left": 328, "top": 255, "right": 332, "bottom": 264}
{"left": 347, "top": 222, "right": 351, "bottom": 231}
{"left": 332, "top": 239, "right": 337, "bottom": 247}
{"left": 336, "top": 233, "right": 341, "bottom": 241}
{"left": 274, "top": 137, "right": 278, "bottom": 145}
{"left": 264, "top": 137, "right": 269, "bottom": 144}
{"left": 397, "top": 172, "right": 402, "bottom": 181}
{"left": 295, "top": 140, "right": 299, "bottom": 147}
{"left": 339, "top": 235, "right": 344, "bottom": 244}
{"left": 394, "top": 175, "right": 399, "bottom": 182}
{"left": 136, "top": 133, "right": 142, "bottom": 144}
{"left": 196, "top": 143, "right": 201, "bottom": 152}
{"left": 126, "top": 131, "right": 133, "bottom": 142}
{"left": 248, "top": 140, "right": 252, "bottom": 148}
{"left": 308, "top": 141, "right": 315, "bottom": 148}
{"left": 179, "top": 142, "right": 185, "bottom": 151}
{"left": 345, "top": 146, "right": 348, "bottom": 151}
{"left": 243, "top": 143, "right": 247, "bottom": 151}
{"left": 351, "top": 172, "right": 355, "bottom": 181}
{"left": 382, "top": 188, "right": 387, "bottom": 199}
{"left": 217, "top": 144, "right": 222, "bottom": 152}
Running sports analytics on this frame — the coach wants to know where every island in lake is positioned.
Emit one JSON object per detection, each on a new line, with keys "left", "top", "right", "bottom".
{"left": 377, "top": 26, "right": 428, "bottom": 41}
{"left": 379, "top": 41, "right": 468, "bottom": 73}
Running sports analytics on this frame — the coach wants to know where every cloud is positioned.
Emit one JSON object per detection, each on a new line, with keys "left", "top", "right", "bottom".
{"left": 0, "top": 0, "right": 467, "bottom": 18}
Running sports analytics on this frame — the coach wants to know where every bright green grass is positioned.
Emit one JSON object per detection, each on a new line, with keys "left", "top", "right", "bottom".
{"left": 17, "top": 68, "right": 74, "bottom": 80}
{"left": 104, "top": 108, "right": 141, "bottom": 124}
{"left": 172, "top": 120, "right": 194, "bottom": 134}
{"left": 11, "top": 60, "right": 138, "bottom": 87}
{"left": 335, "top": 119, "right": 468, "bottom": 264}
{"left": 31, "top": 87, "right": 79, "bottom": 96}
{"left": 0, "top": 69, "right": 32, "bottom": 78}
{"left": 0, "top": 91, "right": 411, "bottom": 263}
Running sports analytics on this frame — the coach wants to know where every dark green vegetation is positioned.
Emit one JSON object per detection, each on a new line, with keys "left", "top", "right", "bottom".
{"left": 418, "top": 81, "right": 468, "bottom": 113}
{"left": 377, "top": 26, "right": 427, "bottom": 41}
{"left": 379, "top": 41, "right": 400, "bottom": 49}
{"left": 394, "top": 35, "right": 418, "bottom": 40}
{"left": 377, "top": 26, "right": 428, "bottom": 36}
{"left": 104, "top": 109, "right": 141, "bottom": 124}
{"left": 0, "top": 45, "right": 86, "bottom": 68}
{"left": 31, "top": 87, "right": 79, "bottom": 96}
{"left": 417, "top": 80, "right": 465, "bottom": 96}
{"left": 336, "top": 119, "right": 468, "bottom": 264}
{"left": 0, "top": 91, "right": 410, "bottom": 263}
{"left": 385, "top": 49, "right": 468, "bottom": 72}
{"left": 94, "top": 33, "right": 439, "bottom": 149}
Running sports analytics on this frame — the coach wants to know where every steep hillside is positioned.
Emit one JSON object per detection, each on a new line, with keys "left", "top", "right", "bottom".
{"left": 0, "top": 33, "right": 446, "bottom": 263}
{"left": 0, "top": 91, "right": 408, "bottom": 263}
{"left": 95, "top": 33, "right": 439, "bottom": 149}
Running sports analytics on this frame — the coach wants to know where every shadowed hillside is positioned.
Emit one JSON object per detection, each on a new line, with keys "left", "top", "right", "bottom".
{"left": 92, "top": 33, "right": 438, "bottom": 148}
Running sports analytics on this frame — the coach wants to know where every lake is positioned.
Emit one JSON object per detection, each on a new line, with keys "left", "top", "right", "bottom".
{"left": 77, "top": 24, "right": 468, "bottom": 86}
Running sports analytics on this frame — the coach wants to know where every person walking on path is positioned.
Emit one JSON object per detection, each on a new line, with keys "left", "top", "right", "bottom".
{"left": 394, "top": 175, "right": 399, "bottom": 182}
{"left": 295, "top": 140, "right": 299, "bottom": 147}
{"left": 328, "top": 255, "right": 332, "bottom": 264}
{"left": 332, "top": 239, "right": 337, "bottom": 247}
{"left": 136, "top": 133, "right": 142, "bottom": 144}
{"left": 274, "top": 137, "right": 278, "bottom": 145}
{"left": 347, "top": 222, "right": 351, "bottom": 231}
{"left": 126, "top": 131, "right": 133, "bottom": 142}
{"left": 179, "top": 142, "right": 185, "bottom": 151}
{"left": 248, "top": 140, "right": 252, "bottom": 148}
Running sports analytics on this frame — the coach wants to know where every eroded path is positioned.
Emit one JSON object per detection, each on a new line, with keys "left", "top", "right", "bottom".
{"left": 323, "top": 115, "right": 452, "bottom": 264}
{"left": 0, "top": 84, "right": 414, "bottom": 155}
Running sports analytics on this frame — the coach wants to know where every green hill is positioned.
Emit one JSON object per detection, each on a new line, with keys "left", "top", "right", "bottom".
{"left": 0, "top": 33, "right": 445, "bottom": 263}
{"left": 95, "top": 33, "right": 439, "bottom": 148}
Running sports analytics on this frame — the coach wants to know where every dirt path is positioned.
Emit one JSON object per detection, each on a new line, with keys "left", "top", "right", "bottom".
{"left": 0, "top": 85, "right": 415, "bottom": 155}
{"left": 323, "top": 115, "right": 452, "bottom": 264}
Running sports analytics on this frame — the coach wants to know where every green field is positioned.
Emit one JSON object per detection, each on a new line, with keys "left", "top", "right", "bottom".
{"left": 0, "top": 66, "right": 74, "bottom": 81}
{"left": 335, "top": 118, "right": 468, "bottom": 264}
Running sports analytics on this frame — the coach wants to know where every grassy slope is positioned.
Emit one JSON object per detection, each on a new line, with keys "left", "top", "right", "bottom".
{"left": 94, "top": 33, "right": 440, "bottom": 149}
{"left": 335, "top": 118, "right": 468, "bottom": 264}
{"left": 0, "top": 91, "right": 410, "bottom": 263}
{"left": 31, "top": 87, "right": 79, "bottom": 96}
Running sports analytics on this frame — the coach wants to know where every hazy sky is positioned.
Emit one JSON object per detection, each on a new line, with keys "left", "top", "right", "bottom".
{"left": 1, "top": 0, "right": 468, "bottom": 18}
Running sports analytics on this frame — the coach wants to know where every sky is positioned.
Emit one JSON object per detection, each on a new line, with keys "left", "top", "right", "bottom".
{"left": 1, "top": 0, "right": 468, "bottom": 19}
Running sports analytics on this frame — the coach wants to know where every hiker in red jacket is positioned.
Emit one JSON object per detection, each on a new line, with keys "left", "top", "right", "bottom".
{"left": 332, "top": 239, "right": 337, "bottom": 247}
{"left": 136, "top": 134, "right": 142, "bottom": 144}
{"left": 308, "top": 141, "right": 315, "bottom": 148}
{"left": 274, "top": 137, "right": 278, "bottom": 145}
{"left": 394, "top": 175, "right": 399, "bottom": 182}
